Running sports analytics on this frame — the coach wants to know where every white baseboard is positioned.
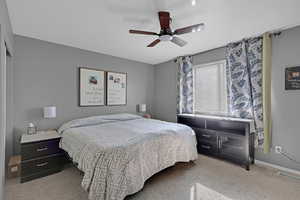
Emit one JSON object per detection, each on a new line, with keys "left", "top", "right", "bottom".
{"left": 255, "top": 159, "right": 300, "bottom": 176}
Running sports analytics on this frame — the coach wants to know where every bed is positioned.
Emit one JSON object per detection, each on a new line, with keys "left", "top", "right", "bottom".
{"left": 58, "top": 113, "right": 198, "bottom": 200}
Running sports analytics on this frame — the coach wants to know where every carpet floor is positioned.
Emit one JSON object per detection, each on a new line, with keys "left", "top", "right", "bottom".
{"left": 5, "top": 155, "right": 300, "bottom": 200}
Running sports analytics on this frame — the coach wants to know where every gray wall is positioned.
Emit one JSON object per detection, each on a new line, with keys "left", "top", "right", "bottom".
{"left": 0, "top": 0, "right": 14, "bottom": 52}
{"left": 153, "top": 26, "right": 300, "bottom": 171}
{"left": 0, "top": 0, "right": 13, "bottom": 198}
{"left": 255, "top": 26, "right": 300, "bottom": 171}
{"left": 6, "top": 55, "right": 13, "bottom": 166}
{"left": 0, "top": 27, "right": 5, "bottom": 200}
{"left": 12, "top": 35, "right": 154, "bottom": 155}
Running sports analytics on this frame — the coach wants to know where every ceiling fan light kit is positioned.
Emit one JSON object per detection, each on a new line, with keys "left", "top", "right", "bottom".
{"left": 129, "top": 11, "right": 205, "bottom": 47}
{"left": 159, "top": 35, "right": 173, "bottom": 42}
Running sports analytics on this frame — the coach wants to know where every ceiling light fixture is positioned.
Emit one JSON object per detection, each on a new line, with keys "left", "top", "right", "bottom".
{"left": 191, "top": 0, "right": 196, "bottom": 6}
{"left": 159, "top": 35, "right": 173, "bottom": 42}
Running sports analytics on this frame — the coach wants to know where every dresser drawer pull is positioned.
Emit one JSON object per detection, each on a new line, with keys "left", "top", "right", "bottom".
{"left": 36, "top": 162, "right": 48, "bottom": 167}
{"left": 36, "top": 147, "right": 48, "bottom": 152}
{"left": 201, "top": 145, "right": 211, "bottom": 149}
{"left": 202, "top": 134, "right": 211, "bottom": 138}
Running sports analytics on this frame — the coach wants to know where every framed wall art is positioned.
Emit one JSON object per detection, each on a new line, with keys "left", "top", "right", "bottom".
{"left": 106, "top": 71, "right": 127, "bottom": 106}
{"left": 79, "top": 67, "right": 106, "bottom": 106}
{"left": 285, "top": 66, "right": 300, "bottom": 90}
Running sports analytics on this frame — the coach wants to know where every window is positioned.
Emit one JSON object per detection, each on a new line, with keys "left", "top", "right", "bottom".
{"left": 193, "top": 60, "right": 227, "bottom": 114}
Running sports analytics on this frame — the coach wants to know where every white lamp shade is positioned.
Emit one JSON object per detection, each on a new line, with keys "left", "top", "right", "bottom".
{"left": 43, "top": 106, "right": 56, "bottom": 118}
{"left": 138, "top": 104, "right": 147, "bottom": 113}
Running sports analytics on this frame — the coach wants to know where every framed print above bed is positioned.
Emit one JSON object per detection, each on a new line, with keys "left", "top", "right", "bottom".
{"left": 79, "top": 67, "right": 106, "bottom": 106}
{"left": 106, "top": 71, "right": 127, "bottom": 105}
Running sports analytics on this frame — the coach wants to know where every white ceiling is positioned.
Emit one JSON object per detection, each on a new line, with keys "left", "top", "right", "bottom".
{"left": 7, "top": 0, "right": 300, "bottom": 65}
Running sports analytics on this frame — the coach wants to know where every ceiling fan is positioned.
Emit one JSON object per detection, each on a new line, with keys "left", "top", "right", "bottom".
{"left": 129, "top": 11, "right": 204, "bottom": 47}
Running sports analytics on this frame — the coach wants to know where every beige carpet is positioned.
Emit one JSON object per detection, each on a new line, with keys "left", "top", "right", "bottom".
{"left": 5, "top": 155, "right": 300, "bottom": 200}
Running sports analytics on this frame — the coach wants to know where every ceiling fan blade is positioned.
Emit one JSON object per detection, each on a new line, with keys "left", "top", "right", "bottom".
{"left": 129, "top": 30, "right": 158, "bottom": 35}
{"left": 171, "top": 36, "right": 187, "bottom": 47}
{"left": 147, "top": 39, "right": 161, "bottom": 47}
{"left": 174, "top": 23, "right": 205, "bottom": 35}
{"left": 158, "top": 11, "right": 171, "bottom": 29}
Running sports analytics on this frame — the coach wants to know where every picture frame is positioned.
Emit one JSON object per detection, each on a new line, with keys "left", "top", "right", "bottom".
{"left": 79, "top": 67, "right": 106, "bottom": 106}
{"left": 106, "top": 71, "right": 127, "bottom": 106}
{"left": 285, "top": 66, "right": 300, "bottom": 90}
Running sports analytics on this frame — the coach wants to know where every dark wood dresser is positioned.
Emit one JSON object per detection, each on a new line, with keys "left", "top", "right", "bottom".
{"left": 177, "top": 114, "right": 255, "bottom": 170}
{"left": 20, "top": 131, "right": 66, "bottom": 183}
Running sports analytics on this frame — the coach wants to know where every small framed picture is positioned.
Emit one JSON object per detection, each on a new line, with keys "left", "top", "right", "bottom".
{"left": 79, "top": 67, "right": 106, "bottom": 106}
{"left": 285, "top": 66, "right": 300, "bottom": 90}
{"left": 106, "top": 71, "right": 127, "bottom": 106}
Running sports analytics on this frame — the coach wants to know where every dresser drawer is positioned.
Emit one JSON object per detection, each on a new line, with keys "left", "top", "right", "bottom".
{"left": 21, "top": 154, "right": 64, "bottom": 180}
{"left": 21, "top": 139, "right": 61, "bottom": 161}
{"left": 206, "top": 119, "right": 247, "bottom": 136}
{"left": 177, "top": 116, "right": 205, "bottom": 128}
{"left": 197, "top": 142, "right": 218, "bottom": 156}
{"left": 195, "top": 129, "right": 217, "bottom": 143}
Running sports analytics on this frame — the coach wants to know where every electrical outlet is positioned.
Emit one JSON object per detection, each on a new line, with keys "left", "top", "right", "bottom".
{"left": 275, "top": 146, "right": 282, "bottom": 154}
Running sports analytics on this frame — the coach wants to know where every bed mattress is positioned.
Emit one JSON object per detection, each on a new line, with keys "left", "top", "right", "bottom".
{"left": 58, "top": 113, "right": 198, "bottom": 200}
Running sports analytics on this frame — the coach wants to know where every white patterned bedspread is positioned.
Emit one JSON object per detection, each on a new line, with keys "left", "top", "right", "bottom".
{"left": 58, "top": 114, "right": 198, "bottom": 200}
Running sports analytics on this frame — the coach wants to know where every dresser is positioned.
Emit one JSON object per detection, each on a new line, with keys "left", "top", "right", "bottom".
{"left": 177, "top": 114, "right": 255, "bottom": 170}
{"left": 20, "top": 130, "right": 66, "bottom": 183}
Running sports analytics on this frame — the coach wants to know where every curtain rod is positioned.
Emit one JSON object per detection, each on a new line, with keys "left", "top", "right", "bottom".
{"left": 173, "top": 31, "right": 281, "bottom": 63}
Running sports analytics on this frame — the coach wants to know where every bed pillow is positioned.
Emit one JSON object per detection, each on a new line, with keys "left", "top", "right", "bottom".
{"left": 58, "top": 113, "right": 142, "bottom": 134}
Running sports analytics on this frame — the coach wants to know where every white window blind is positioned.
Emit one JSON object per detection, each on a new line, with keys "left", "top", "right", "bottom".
{"left": 193, "top": 60, "right": 227, "bottom": 114}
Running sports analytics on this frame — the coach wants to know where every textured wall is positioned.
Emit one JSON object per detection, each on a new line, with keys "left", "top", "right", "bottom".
{"left": 12, "top": 35, "right": 155, "bottom": 154}
{"left": 153, "top": 26, "right": 300, "bottom": 171}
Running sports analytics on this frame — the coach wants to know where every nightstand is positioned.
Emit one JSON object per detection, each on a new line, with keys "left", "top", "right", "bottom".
{"left": 20, "top": 130, "right": 66, "bottom": 183}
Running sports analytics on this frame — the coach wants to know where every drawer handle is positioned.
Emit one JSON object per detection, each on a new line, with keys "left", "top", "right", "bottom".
{"left": 36, "top": 162, "right": 48, "bottom": 167}
{"left": 37, "top": 147, "right": 48, "bottom": 152}
{"left": 201, "top": 145, "right": 211, "bottom": 149}
{"left": 202, "top": 134, "right": 211, "bottom": 138}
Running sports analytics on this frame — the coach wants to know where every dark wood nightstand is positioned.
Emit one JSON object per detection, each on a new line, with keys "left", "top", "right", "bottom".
{"left": 20, "top": 130, "right": 66, "bottom": 183}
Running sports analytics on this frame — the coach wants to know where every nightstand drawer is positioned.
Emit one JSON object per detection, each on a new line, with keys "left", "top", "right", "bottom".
{"left": 21, "top": 139, "right": 61, "bottom": 160}
{"left": 21, "top": 154, "right": 64, "bottom": 182}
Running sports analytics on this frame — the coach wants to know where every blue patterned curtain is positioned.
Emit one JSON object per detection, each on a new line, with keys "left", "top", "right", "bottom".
{"left": 177, "top": 56, "right": 193, "bottom": 114}
{"left": 226, "top": 38, "right": 264, "bottom": 146}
